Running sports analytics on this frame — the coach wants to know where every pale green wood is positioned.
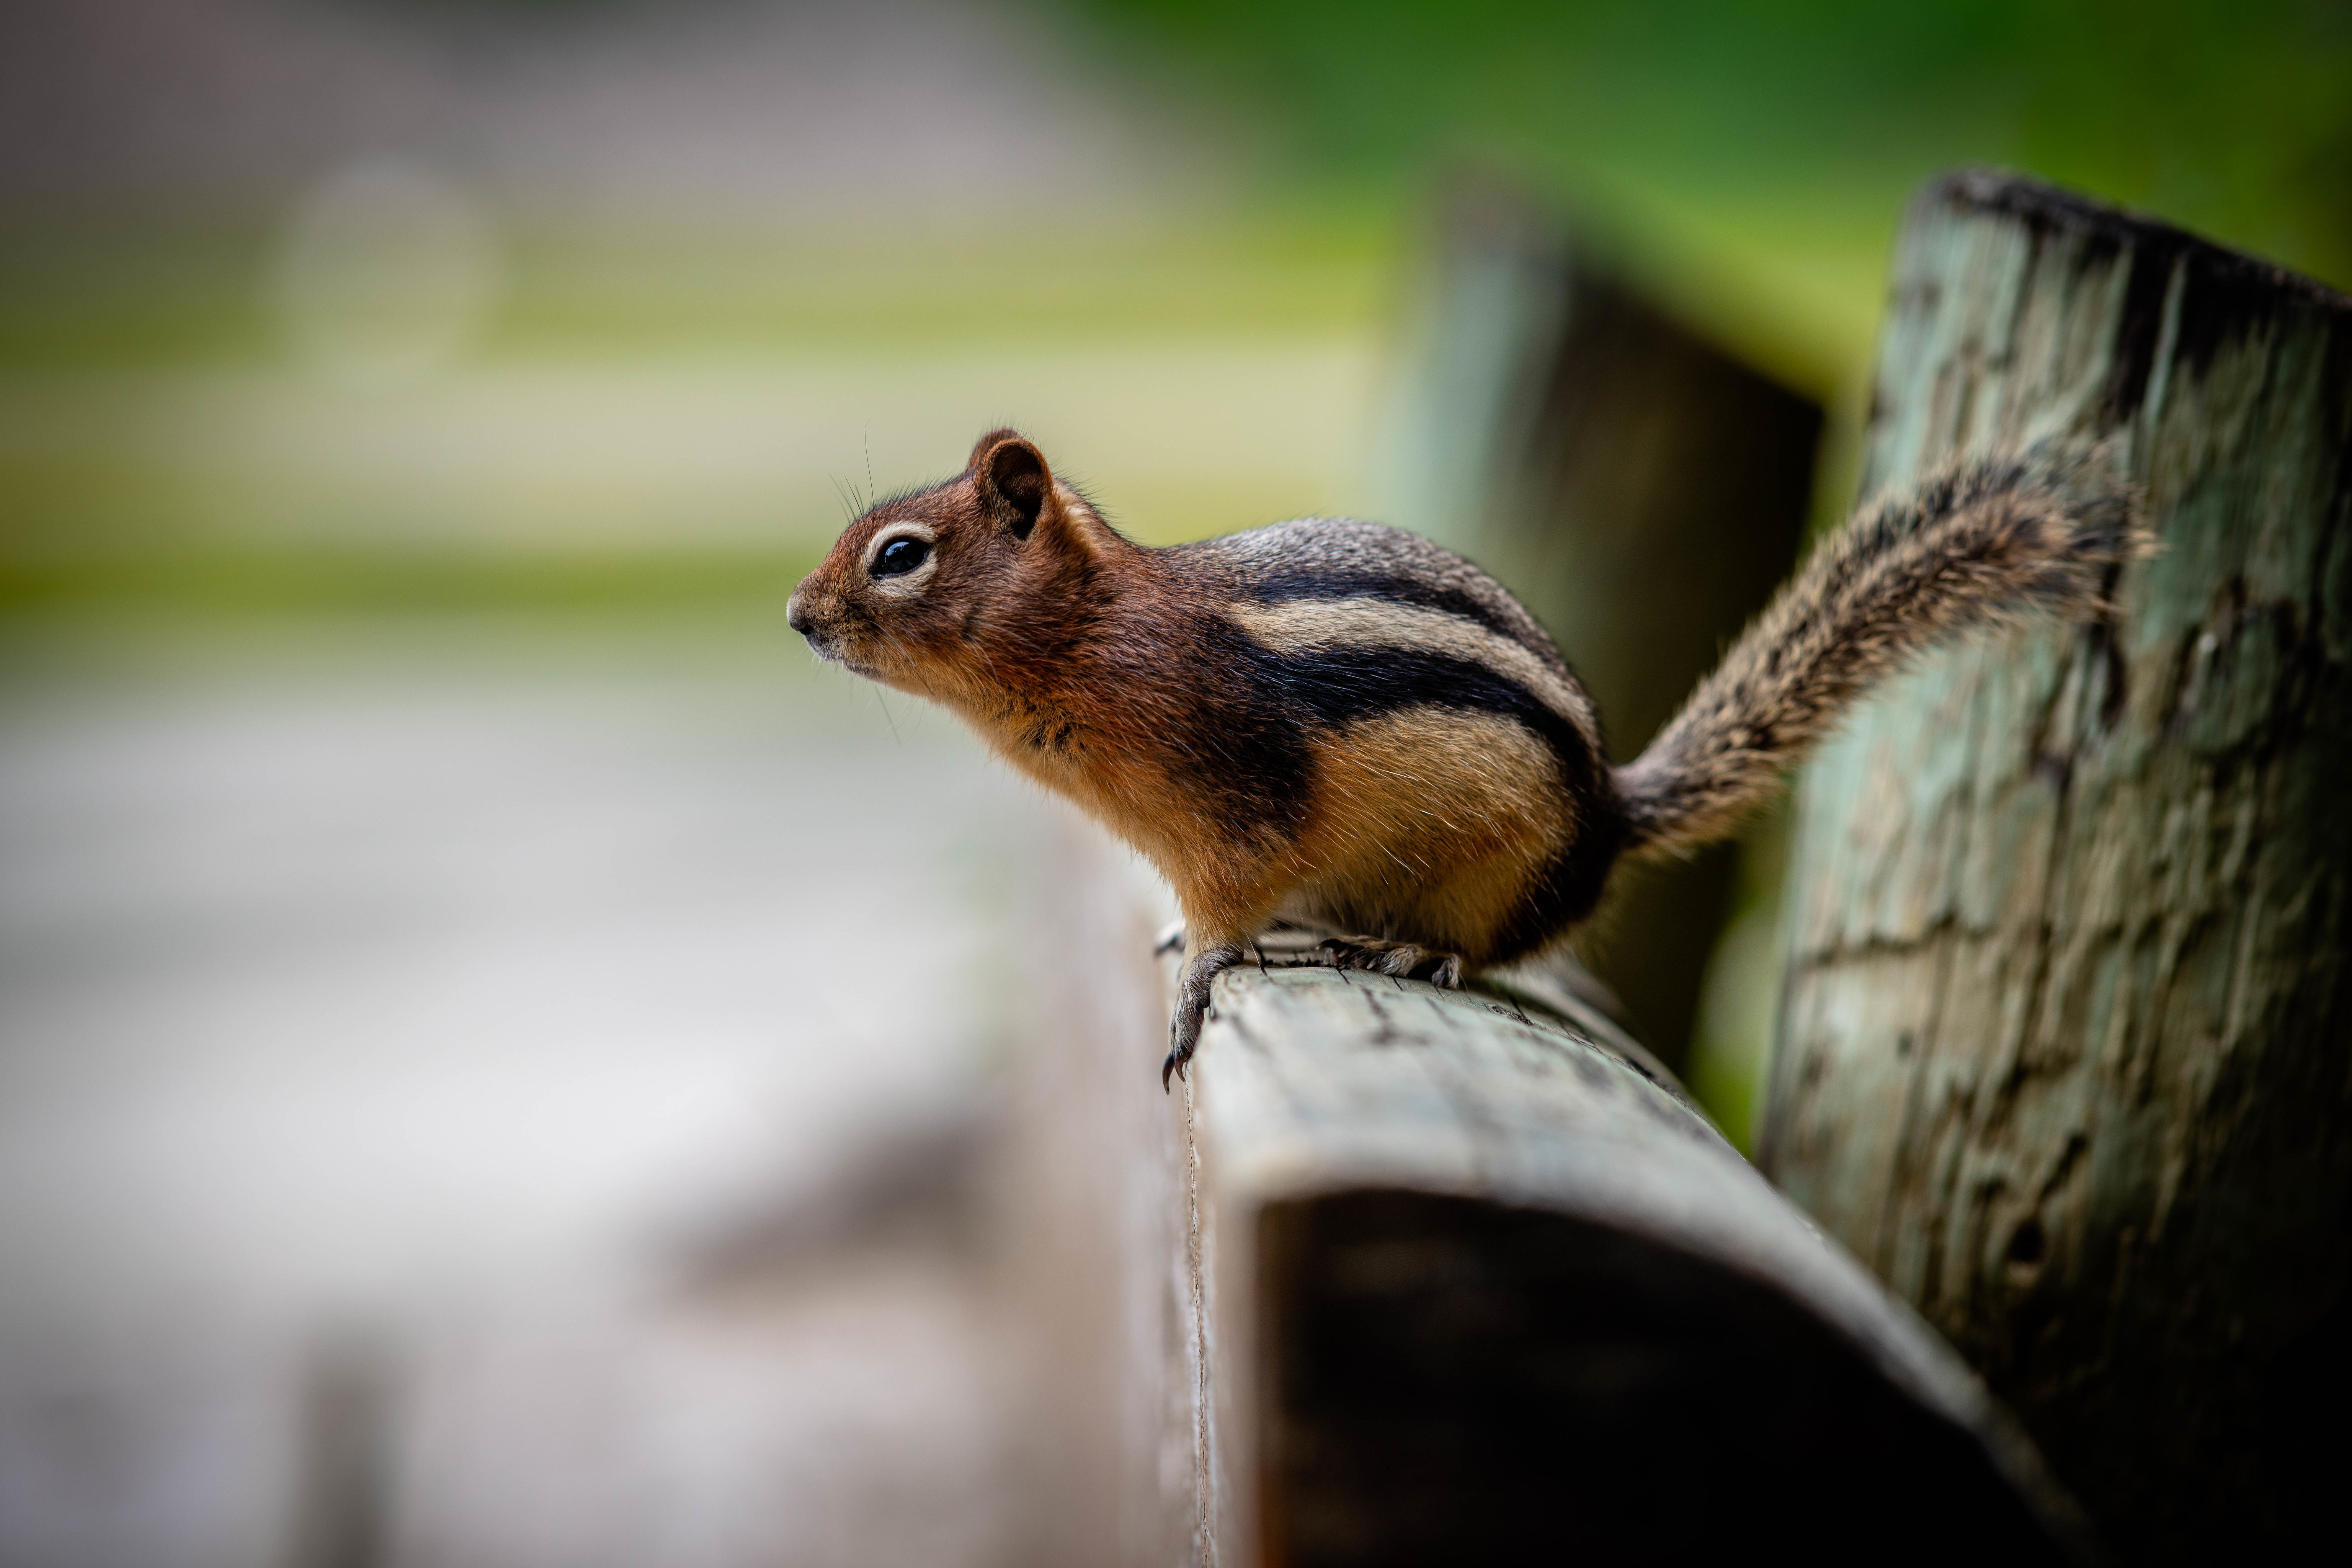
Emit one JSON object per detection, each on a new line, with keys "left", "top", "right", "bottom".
{"left": 1761, "top": 171, "right": 2352, "bottom": 1558}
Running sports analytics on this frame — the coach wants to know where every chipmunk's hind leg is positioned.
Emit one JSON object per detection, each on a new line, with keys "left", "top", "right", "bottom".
{"left": 1165, "top": 940, "right": 1246, "bottom": 1091}
{"left": 1317, "top": 937, "right": 1465, "bottom": 990}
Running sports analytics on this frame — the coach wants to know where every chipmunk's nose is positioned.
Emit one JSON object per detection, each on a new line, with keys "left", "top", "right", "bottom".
{"left": 785, "top": 588, "right": 813, "bottom": 637}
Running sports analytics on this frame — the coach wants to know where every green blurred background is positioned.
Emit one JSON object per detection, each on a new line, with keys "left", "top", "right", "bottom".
{"left": 8, "top": 0, "right": 2344, "bottom": 1139}
{"left": 1071, "top": 0, "right": 2352, "bottom": 369}
{"left": 7, "top": 0, "right": 2345, "bottom": 617}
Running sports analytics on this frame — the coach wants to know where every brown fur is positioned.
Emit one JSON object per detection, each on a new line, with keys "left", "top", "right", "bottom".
{"left": 788, "top": 430, "right": 2145, "bottom": 1081}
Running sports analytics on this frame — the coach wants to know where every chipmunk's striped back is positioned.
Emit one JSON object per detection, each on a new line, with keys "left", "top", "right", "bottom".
{"left": 1183, "top": 518, "right": 1626, "bottom": 964}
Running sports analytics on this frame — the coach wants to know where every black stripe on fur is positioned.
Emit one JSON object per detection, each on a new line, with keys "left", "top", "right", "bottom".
{"left": 1174, "top": 617, "right": 1321, "bottom": 844}
{"left": 1247, "top": 639, "right": 1626, "bottom": 956}
{"left": 1248, "top": 569, "right": 1539, "bottom": 652}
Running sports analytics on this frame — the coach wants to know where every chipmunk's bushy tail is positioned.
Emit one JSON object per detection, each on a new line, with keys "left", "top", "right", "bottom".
{"left": 1612, "top": 443, "right": 2148, "bottom": 859}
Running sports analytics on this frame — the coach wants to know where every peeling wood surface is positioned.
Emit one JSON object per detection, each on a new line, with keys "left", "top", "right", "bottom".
{"left": 1760, "top": 170, "right": 2352, "bottom": 1558}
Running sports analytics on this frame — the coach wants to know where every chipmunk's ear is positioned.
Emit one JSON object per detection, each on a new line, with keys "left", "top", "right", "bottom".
{"left": 971, "top": 430, "right": 1055, "bottom": 541}
{"left": 968, "top": 426, "right": 1023, "bottom": 470}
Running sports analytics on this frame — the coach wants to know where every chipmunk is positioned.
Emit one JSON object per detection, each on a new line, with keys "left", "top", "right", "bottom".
{"left": 787, "top": 429, "right": 2141, "bottom": 1088}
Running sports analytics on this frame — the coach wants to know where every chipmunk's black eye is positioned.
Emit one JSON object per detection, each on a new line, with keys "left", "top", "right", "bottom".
{"left": 873, "top": 536, "right": 930, "bottom": 578}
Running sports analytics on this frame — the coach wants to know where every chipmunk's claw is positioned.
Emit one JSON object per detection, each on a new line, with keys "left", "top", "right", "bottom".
{"left": 1153, "top": 920, "right": 1186, "bottom": 957}
{"left": 1317, "top": 938, "right": 1466, "bottom": 989}
{"left": 1164, "top": 940, "right": 1243, "bottom": 1090}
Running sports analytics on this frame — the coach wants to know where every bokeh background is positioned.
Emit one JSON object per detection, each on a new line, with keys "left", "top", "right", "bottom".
{"left": 2, "top": 2, "right": 2345, "bottom": 1564}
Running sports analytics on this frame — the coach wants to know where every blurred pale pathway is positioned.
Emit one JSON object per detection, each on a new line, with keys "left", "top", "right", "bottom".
{"left": 0, "top": 3, "right": 1382, "bottom": 1558}
{"left": 0, "top": 620, "right": 1055, "bottom": 1567}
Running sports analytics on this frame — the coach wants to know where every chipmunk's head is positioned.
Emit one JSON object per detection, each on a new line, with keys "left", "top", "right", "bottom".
{"left": 787, "top": 429, "right": 1115, "bottom": 699}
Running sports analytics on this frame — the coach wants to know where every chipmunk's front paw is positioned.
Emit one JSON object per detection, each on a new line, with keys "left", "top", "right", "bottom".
{"left": 1153, "top": 920, "right": 1186, "bottom": 957}
{"left": 1317, "top": 937, "right": 1465, "bottom": 990}
{"left": 1163, "top": 941, "right": 1245, "bottom": 1090}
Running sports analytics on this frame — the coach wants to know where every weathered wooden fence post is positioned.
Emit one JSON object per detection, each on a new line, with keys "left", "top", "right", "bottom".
{"left": 1386, "top": 178, "right": 1823, "bottom": 1069}
{"left": 1759, "top": 170, "right": 2352, "bottom": 1558}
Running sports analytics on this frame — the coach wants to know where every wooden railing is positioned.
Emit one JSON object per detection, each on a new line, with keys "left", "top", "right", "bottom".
{"left": 1168, "top": 938, "right": 2091, "bottom": 1565}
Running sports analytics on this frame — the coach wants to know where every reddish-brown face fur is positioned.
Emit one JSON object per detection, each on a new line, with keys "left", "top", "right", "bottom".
{"left": 791, "top": 430, "right": 1136, "bottom": 714}
{"left": 791, "top": 432, "right": 1154, "bottom": 813}
{"left": 786, "top": 429, "right": 1289, "bottom": 944}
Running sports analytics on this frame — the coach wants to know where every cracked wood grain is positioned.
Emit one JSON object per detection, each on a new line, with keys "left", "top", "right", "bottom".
{"left": 1174, "top": 944, "right": 2087, "bottom": 1563}
{"left": 1759, "top": 170, "right": 2352, "bottom": 1560}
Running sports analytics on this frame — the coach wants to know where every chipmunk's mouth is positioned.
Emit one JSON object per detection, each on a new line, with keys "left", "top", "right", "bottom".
{"left": 785, "top": 596, "right": 887, "bottom": 679}
{"left": 799, "top": 634, "right": 881, "bottom": 679}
